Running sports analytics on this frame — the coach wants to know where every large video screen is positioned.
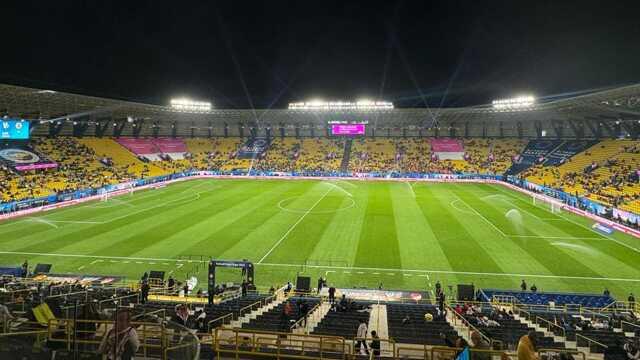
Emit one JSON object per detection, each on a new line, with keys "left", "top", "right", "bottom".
{"left": 331, "top": 124, "right": 365, "bottom": 135}
{"left": 0, "top": 120, "right": 30, "bottom": 140}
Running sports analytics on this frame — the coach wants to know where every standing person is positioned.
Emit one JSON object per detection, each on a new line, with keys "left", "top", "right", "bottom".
{"left": 282, "top": 301, "right": 294, "bottom": 331}
{"left": 99, "top": 309, "right": 140, "bottom": 360}
{"left": 629, "top": 293, "right": 636, "bottom": 310}
{"left": 328, "top": 286, "right": 336, "bottom": 304}
{"left": 317, "top": 277, "right": 324, "bottom": 294}
{"left": 435, "top": 281, "right": 442, "bottom": 297}
{"left": 520, "top": 280, "right": 527, "bottom": 292}
{"left": 370, "top": 330, "right": 381, "bottom": 357}
{"left": 299, "top": 301, "right": 309, "bottom": 328}
{"left": 21, "top": 260, "right": 28, "bottom": 278}
{"left": 470, "top": 331, "right": 490, "bottom": 360}
{"left": 183, "top": 283, "right": 189, "bottom": 297}
{"left": 437, "top": 292, "right": 445, "bottom": 312}
{"left": 356, "top": 319, "right": 369, "bottom": 355}
{"left": 517, "top": 331, "right": 539, "bottom": 360}
{"left": 167, "top": 277, "right": 175, "bottom": 295}
{"left": 241, "top": 280, "right": 248, "bottom": 297}
{"left": 140, "top": 281, "right": 150, "bottom": 304}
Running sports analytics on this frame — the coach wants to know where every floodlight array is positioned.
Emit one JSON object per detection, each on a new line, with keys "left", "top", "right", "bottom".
{"left": 170, "top": 98, "right": 212, "bottom": 112}
{"left": 492, "top": 96, "right": 536, "bottom": 110}
{"left": 288, "top": 100, "right": 393, "bottom": 110}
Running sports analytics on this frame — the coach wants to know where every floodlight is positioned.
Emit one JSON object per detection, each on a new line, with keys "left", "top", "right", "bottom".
{"left": 170, "top": 98, "right": 212, "bottom": 112}
{"left": 288, "top": 100, "right": 393, "bottom": 110}
{"left": 492, "top": 95, "right": 536, "bottom": 110}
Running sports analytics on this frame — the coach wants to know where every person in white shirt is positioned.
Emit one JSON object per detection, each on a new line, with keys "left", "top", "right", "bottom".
{"left": 356, "top": 319, "right": 369, "bottom": 355}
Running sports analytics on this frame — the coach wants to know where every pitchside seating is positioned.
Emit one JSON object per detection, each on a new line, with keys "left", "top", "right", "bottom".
{"left": 480, "top": 289, "right": 615, "bottom": 308}
{"left": 386, "top": 303, "right": 458, "bottom": 345}
{"left": 243, "top": 297, "right": 320, "bottom": 332}
{"left": 254, "top": 138, "right": 300, "bottom": 172}
{"left": 455, "top": 303, "right": 563, "bottom": 349}
{"left": 312, "top": 302, "right": 372, "bottom": 339}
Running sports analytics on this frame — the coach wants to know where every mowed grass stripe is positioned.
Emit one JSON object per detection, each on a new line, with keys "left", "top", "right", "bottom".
{"left": 484, "top": 185, "right": 640, "bottom": 276}
{"left": 261, "top": 187, "right": 355, "bottom": 264}
{"left": 178, "top": 181, "right": 314, "bottom": 259}
{"left": 86, "top": 181, "right": 292, "bottom": 257}
{"left": 454, "top": 185, "right": 604, "bottom": 279}
{"left": 0, "top": 181, "right": 225, "bottom": 251}
{"left": 391, "top": 182, "right": 453, "bottom": 272}
{"left": 354, "top": 183, "right": 402, "bottom": 271}
{"left": 442, "top": 185, "right": 552, "bottom": 279}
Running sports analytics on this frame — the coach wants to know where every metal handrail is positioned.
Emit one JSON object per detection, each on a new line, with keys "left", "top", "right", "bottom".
{"left": 207, "top": 313, "right": 233, "bottom": 332}
{"left": 575, "top": 333, "right": 608, "bottom": 350}
{"left": 535, "top": 316, "right": 566, "bottom": 338}
{"left": 446, "top": 305, "right": 502, "bottom": 349}
{"left": 538, "top": 348, "right": 586, "bottom": 360}
{"left": 289, "top": 302, "right": 321, "bottom": 332}
{"left": 238, "top": 300, "right": 262, "bottom": 318}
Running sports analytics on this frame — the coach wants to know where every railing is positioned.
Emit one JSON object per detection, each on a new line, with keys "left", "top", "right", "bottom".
{"left": 290, "top": 302, "right": 322, "bottom": 333}
{"left": 238, "top": 300, "right": 262, "bottom": 319}
{"left": 621, "top": 320, "right": 640, "bottom": 333}
{"left": 207, "top": 313, "right": 234, "bottom": 332}
{"left": 214, "top": 326, "right": 347, "bottom": 359}
{"left": 535, "top": 316, "right": 566, "bottom": 338}
{"left": 575, "top": 333, "right": 608, "bottom": 352}
{"left": 429, "top": 345, "right": 517, "bottom": 360}
{"left": 446, "top": 305, "right": 503, "bottom": 349}
{"left": 537, "top": 348, "right": 586, "bottom": 360}
{"left": 97, "top": 292, "right": 140, "bottom": 310}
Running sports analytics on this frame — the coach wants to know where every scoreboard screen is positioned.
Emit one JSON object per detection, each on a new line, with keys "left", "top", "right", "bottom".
{"left": 331, "top": 124, "right": 365, "bottom": 135}
{"left": 0, "top": 120, "right": 30, "bottom": 140}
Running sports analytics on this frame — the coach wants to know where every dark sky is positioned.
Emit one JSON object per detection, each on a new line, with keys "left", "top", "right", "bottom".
{"left": 2, "top": 0, "right": 640, "bottom": 108}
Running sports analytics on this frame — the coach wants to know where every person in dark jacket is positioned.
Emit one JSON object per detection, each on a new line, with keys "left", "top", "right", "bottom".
{"left": 370, "top": 330, "right": 381, "bottom": 357}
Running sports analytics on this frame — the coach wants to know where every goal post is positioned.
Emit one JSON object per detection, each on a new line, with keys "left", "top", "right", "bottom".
{"left": 532, "top": 195, "right": 562, "bottom": 214}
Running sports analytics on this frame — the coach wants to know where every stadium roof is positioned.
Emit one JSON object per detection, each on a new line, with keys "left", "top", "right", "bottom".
{"left": 0, "top": 83, "right": 639, "bottom": 127}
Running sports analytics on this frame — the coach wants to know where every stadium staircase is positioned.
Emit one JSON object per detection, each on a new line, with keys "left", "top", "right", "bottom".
{"left": 340, "top": 139, "right": 353, "bottom": 172}
{"left": 293, "top": 301, "right": 332, "bottom": 334}
{"left": 369, "top": 304, "right": 390, "bottom": 353}
{"left": 229, "top": 295, "right": 286, "bottom": 328}
{"left": 512, "top": 312, "right": 605, "bottom": 360}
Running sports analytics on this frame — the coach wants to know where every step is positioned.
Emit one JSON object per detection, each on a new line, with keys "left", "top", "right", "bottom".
{"left": 230, "top": 298, "right": 285, "bottom": 328}
{"left": 293, "top": 302, "right": 331, "bottom": 334}
{"left": 369, "top": 304, "right": 389, "bottom": 353}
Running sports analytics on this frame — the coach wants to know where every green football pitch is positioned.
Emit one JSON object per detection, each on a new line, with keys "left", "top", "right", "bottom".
{"left": 1, "top": 178, "right": 639, "bottom": 299}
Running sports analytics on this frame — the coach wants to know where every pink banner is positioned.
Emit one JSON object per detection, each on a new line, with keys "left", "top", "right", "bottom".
{"left": 15, "top": 163, "right": 58, "bottom": 171}
{"left": 431, "top": 139, "right": 463, "bottom": 152}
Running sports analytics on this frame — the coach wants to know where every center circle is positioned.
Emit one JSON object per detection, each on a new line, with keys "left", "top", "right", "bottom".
{"left": 277, "top": 196, "right": 356, "bottom": 214}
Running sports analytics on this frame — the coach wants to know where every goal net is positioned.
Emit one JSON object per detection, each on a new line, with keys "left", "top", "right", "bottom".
{"left": 532, "top": 196, "right": 562, "bottom": 214}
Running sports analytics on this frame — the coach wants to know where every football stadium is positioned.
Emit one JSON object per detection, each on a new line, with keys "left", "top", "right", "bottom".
{"left": 1, "top": 2, "right": 640, "bottom": 360}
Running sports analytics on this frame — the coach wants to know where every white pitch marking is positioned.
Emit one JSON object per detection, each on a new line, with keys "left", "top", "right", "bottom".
{"left": 5, "top": 250, "right": 640, "bottom": 283}
{"left": 77, "top": 265, "right": 86, "bottom": 271}
{"left": 405, "top": 181, "right": 416, "bottom": 198}
{"left": 25, "top": 217, "right": 59, "bottom": 229}
{"left": 494, "top": 186, "right": 640, "bottom": 254}
{"left": 451, "top": 193, "right": 507, "bottom": 236}
{"left": 257, "top": 262, "right": 640, "bottom": 283}
{"left": 258, "top": 186, "right": 334, "bottom": 264}
{"left": 325, "top": 182, "right": 353, "bottom": 197}
{"left": 507, "top": 235, "right": 606, "bottom": 240}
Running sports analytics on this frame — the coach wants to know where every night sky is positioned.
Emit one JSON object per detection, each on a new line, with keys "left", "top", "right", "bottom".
{"left": 2, "top": 0, "right": 640, "bottom": 108}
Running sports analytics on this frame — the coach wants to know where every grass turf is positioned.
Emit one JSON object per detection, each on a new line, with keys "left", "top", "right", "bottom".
{"left": 1, "top": 178, "right": 639, "bottom": 299}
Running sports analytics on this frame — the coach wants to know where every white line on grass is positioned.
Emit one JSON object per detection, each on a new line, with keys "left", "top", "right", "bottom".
{"left": 507, "top": 235, "right": 606, "bottom": 240}
{"left": 450, "top": 193, "right": 507, "bottom": 236}
{"left": 257, "top": 262, "right": 640, "bottom": 283}
{"left": 405, "top": 181, "right": 416, "bottom": 198}
{"left": 258, "top": 186, "right": 334, "bottom": 264}
{"left": 493, "top": 186, "right": 640, "bottom": 254}
{"left": 325, "top": 182, "right": 353, "bottom": 197}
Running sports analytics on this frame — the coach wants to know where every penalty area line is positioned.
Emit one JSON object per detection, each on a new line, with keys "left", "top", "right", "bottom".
{"left": 256, "top": 262, "right": 640, "bottom": 283}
